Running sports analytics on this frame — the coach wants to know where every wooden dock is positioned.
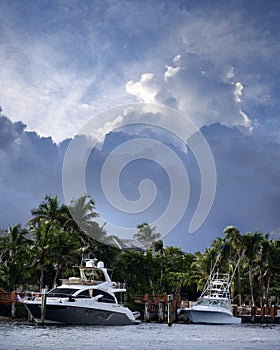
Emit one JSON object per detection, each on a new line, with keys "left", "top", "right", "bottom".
{"left": 131, "top": 294, "right": 280, "bottom": 324}
{"left": 232, "top": 304, "right": 280, "bottom": 323}
{"left": 0, "top": 290, "right": 39, "bottom": 319}
{"left": 132, "top": 293, "right": 181, "bottom": 322}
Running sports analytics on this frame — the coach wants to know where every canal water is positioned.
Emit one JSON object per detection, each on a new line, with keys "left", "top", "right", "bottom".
{"left": 0, "top": 321, "right": 279, "bottom": 350}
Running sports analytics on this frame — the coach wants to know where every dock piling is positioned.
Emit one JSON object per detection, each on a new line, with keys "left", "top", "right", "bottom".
{"left": 167, "top": 294, "right": 173, "bottom": 327}
{"left": 40, "top": 288, "right": 47, "bottom": 325}
{"left": 10, "top": 291, "right": 17, "bottom": 318}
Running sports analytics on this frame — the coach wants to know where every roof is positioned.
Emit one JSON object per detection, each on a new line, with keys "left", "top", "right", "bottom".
{"left": 103, "top": 236, "right": 146, "bottom": 252}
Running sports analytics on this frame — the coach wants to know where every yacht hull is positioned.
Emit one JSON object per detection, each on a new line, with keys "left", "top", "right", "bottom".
{"left": 179, "top": 308, "right": 241, "bottom": 324}
{"left": 25, "top": 302, "right": 140, "bottom": 326}
{"left": 24, "top": 259, "right": 140, "bottom": 326}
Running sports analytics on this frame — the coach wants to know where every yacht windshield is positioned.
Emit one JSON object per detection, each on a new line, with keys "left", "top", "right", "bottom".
{"left": 47, "top": 288, "right": 78, "bottom": 297}
{"left": 196, "top": 298, "right": 230, "bottom": 308}
{"left": 75, "top": 289, "right": 116, "bottom": 303}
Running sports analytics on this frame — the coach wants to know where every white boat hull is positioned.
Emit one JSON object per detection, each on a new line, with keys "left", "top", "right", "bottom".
{"left": 179, "top": 307, "right": 241, "bottom": 324}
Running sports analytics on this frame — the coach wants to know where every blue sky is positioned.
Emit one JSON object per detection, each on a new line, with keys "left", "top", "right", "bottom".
{"left": 0, "top": 0, "right": 279, "bottom": 251}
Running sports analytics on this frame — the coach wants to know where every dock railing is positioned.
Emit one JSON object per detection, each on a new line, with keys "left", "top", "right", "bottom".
{"left": 233, "top": 304, "right": 280, "bottom": 322}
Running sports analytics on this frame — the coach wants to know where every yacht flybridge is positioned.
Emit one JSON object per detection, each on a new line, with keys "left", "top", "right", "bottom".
{"left": 24, "top": 259, "right": 140, "bottom": 325}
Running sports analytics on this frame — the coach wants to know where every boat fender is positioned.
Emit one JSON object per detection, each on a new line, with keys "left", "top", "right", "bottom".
{"left": 144, "top": 302, "right": 150, "bottom": 322}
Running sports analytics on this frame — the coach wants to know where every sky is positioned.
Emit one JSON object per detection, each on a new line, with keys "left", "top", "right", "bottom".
{"left": 0, "top": 0, "right": 279, "bottom": 252}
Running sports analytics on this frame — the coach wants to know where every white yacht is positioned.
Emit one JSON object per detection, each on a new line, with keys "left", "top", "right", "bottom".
{"left": 178, "top": 272, "right": 241, "bottom": 324}
{"left": 24, "top": 259, "right": 141, "bottom": 325}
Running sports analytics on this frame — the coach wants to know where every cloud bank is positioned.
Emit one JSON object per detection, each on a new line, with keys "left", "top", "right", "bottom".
{"left": 0, "top": 114, "right": 63, "bottom": 228}
{"left": 0, "top": 0, "right": 279, "bottom": 141}
{"left": 126, "top": 56, "right": 251, "bottom": 129}
{"left": 1, "top": 113, "right": 279, "bottom": 252}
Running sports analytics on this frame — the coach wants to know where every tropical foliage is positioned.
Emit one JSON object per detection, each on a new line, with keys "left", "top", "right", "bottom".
{"left": 0, "top": 196, "right": 280, "bottom": 307}
{"left": 133, "top": 223, "right": 161, "bottom": 247}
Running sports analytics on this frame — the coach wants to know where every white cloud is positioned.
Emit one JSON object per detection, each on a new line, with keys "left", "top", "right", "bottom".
{"left": 173, "top": 54, "right": 181, "bottom": 64}
{"left": 126, "top": 73, "right": 158, "bottom": 104}
{"left": 0, "top": 19, "right": 96, "bottom": 141}
{"left": 164, "top": 66, "right": 181, "bottom": 80}
{"left": 226, "top": 66, "right": 235, "bottom": 79}
{"left": 234, "top": 82, "right": 243, "bottom": 103}
{"left": 93, "top": 115, "right": 124, "bottom": 142}
{"left": 126, "top": 57, "right": 252, "bottom": 130}
{"left": 0, "top": 0, "right": 278, "bottom": 143}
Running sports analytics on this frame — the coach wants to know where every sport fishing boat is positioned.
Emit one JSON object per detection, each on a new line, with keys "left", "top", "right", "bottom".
{"left": 178, "top": 272, "right": 241, "bottom": 324}
{"left": 24, "top": 259, "right": 140, "bottom": 325}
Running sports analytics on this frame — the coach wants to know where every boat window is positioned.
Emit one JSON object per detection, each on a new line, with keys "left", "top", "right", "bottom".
{"left": 47, "top": 288, "right": 78, "bottom": 297}
{"left": 91, "top": 289, "right": 116, "bottom": 303}
{"left": 76, "top": 290, "right": 90, "bottom": 298}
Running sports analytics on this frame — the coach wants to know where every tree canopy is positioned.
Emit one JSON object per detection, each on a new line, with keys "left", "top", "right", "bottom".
{"left": 0, "top": 196, "right": 279, "bottom": 307}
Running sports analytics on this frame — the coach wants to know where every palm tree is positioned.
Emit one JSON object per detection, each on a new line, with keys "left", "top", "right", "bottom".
{"left": 30, "top": 220, "right": 60, "bottom": 291}
{"left": 0, "top": 224, "right": 32, "bottom": 290}
{"left": 190, "top": 248, "right": 213, "bottom": 294}
{"left": 262, "top": 239, "right": 280, "bottom": 305}
{"left": 224, "top": 226, "right": 245, "bottom": 305}
{"left": 68, "top": 195, "right": 108, "bottom": 252}
{"left": 68, "top": 194, "right": 98, "bottom": 225}
{"left": 133, "top": 223, "right": 161, "bottom": 247}
{"left": 210, "top": 237, "right": 232, "bottom": 274}
{"left": 256, "top": 233, "right": 270, "bottom": 306}
{"left": 0, "top": 224, "right": 30, "bottom": 260}
{"left": 149, "top": 240, "right": 164, "bottom": 255}
{"left": 85, "top": 221, "right": 107, "bottom": 244}
{"left": 29, "top": 195, "right": 69, "bottom": 228}
{"left": 67, "top": 194, "right": 105, "bottom": 242}
{"left": 242, "top": 230, "right": 264, "bottom": 306}
{"left": 51, "top": 229, "right": 81, "bottom": 288}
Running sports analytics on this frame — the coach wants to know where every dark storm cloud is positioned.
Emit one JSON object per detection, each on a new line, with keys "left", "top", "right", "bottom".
{"left": 166, "top": 124, "right": 280, "bottom": 251}
{"left": 0, "top": 115, "right": 63, "bottom": 228}
{"left": 0, "top": 115, "right": 279, "bottom": 252}
{"left": 83, "top": 123, "right": 280, "bottom": 252}
{"left": 0, "top": 116, "right": 26, "bottom": 150}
